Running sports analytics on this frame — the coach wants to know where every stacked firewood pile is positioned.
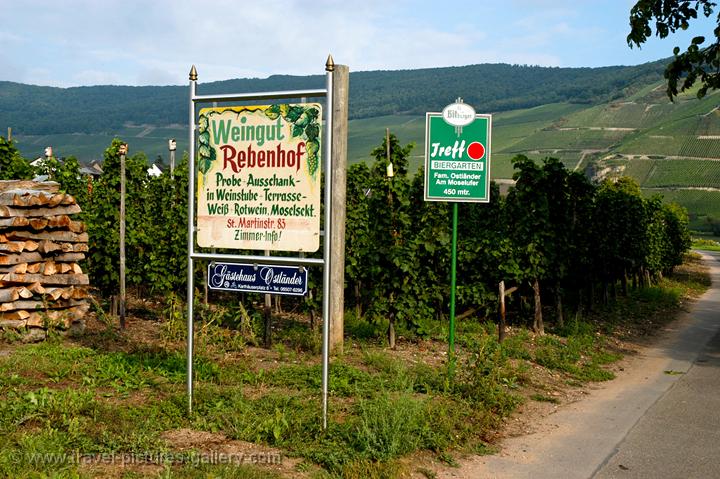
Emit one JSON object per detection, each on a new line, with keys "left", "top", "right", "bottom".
{"left": 0, "top": 181, "right": 90, "bottom": 338}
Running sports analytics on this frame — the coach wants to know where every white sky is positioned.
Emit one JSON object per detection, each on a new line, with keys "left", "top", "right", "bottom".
{"left": 1, "top": 0, "right": 717, "bottom": 87}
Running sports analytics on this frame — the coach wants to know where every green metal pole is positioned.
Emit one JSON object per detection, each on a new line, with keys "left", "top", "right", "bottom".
{"left": 449, "top": 203, "right": 458, "bottom": 356}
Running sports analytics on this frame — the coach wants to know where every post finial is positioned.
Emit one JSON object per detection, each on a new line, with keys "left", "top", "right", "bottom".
{"left": 189, "top": 65, "right": 198, "bottom": 81}
{"left": 325, "top": 54, "right": 335, "bottom": 72}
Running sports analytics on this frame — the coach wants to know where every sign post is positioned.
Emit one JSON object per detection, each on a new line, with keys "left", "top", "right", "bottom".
{"left": 424, "top": 98, "right": 491, "bottom": 363}
{"left": 187, "top": 59, "right": 339, "bottom": 431}
{"left": 119, "top": 142, "right": 128, "bottom": 330}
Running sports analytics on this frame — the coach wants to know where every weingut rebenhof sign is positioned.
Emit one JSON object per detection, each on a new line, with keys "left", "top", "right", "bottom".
{"left": 196, "top": 104, "right": 322, "bottom": 252}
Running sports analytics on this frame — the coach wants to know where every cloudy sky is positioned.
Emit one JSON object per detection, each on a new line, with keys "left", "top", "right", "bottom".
{"left": 1, "top": 0, "right": 716, "bottom": 88}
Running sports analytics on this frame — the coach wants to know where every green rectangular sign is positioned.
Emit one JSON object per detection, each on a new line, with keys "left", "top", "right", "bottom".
{"left": 424, "top": 112, "right": 492, "bottom": 202}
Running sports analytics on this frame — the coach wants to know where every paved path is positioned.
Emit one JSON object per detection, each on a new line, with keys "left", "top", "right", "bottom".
{"left": 441, "top": 252, "right": 720, "bottom": 479}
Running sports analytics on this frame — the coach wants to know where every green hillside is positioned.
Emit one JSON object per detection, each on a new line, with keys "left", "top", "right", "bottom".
{"left": 5, "top": 60, "right": 720, "bottom": 230}
{"left": 0, "top": 61, "right": 666, "bottom": 137}
{"left": 347, "top": 115, "right": 425, "bottom": 168}
{"left": 14, "top": 125, "right": 187, "bottom": 163}
{"left": 5, "top": 59, "right": 663, "bottom": 163}
{"left": 343, "top": 83, "right": 720, "bottom": 230}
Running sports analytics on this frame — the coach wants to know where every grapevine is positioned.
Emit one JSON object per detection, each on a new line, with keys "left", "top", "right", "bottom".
{"left": 197, "top": 111, "right": 216, "bottom": 180}
{"left": 265, "top": 104, "right": 321, "bottom": 178}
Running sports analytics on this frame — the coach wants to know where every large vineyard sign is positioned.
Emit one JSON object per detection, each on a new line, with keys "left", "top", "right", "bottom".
{"left": 196, "top": 104, "right": 322, "bottom": 252}
{"left": 186, "top": 58, "right": 342, "bottom": 432}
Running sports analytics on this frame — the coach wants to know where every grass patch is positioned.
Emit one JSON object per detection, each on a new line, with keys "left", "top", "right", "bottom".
{"left": 339, "top": 458, "right": 407, "bottom": 479}
{"left": 353, "top": 393, "right": 427, "bottom": 461}
{"left": 692, "top": 237, "right": 720, "bottom": 251}
{"left": 533, "top": 334, "right": 617, "bottom": 382}
{"left": 530, "top": 394, "right": 561, "bottom": 404}
{"left": 0, "top": 254, "right": 708, "bottom": 478}
{"left": 160, "top": 464, "right": 286, "bottom": 478}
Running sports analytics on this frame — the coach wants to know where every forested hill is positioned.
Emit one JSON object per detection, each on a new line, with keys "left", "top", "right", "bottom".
{"left": 1, "top": 60, "right": 666, "bottom": 136}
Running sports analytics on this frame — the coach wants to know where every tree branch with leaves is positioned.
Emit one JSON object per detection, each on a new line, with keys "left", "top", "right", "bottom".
{"left": 628, "top": 0, "right": 720, "bottom": 98}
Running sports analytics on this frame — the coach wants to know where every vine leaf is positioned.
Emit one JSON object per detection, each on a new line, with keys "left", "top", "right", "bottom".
{"left": 265, "top": 104, "right": 281, "bottom": 120}
{"left": 198, "top": 146, "right": 216, "bottom": 178}
{"left": 199, "top": 131, "right": 210, "bottom": 145}
{"left": 263, "top": 104, "right": 323, "bottom": 178}
{"left": 305, "top": 123, "right": 320, "bottom": 141}
{"left": 286, "top": 105, "right": 304, "bottom": 122}
{"left": 198, "top": 114, "right": 209, "bottom": 134}
{"left": 292, "top": 124, "right": 305, "bottom": 138}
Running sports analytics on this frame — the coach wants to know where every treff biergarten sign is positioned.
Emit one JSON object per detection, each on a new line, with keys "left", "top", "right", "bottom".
{"left": 424, "top": 100, "right": 491, "bottom": 202}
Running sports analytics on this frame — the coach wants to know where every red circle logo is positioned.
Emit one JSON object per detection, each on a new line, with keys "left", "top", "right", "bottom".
{"left": 467, "top": 142, "right": 485, "bottom": 160}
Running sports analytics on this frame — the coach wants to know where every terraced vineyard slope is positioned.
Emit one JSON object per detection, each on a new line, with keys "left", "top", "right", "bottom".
{"left": 347, "top": 83, "right": 720, "bottom": 230}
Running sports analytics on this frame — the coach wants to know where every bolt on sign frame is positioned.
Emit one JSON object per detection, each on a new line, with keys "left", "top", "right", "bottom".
{"left": 186, "top": 57, "right": 336, "bottom": 429}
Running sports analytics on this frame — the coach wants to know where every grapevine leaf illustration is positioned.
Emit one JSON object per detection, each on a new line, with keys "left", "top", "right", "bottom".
{"left": 292, "top": 124, "right": 305, "bottom": 138}
{"left": 265, "top": 104, "right": 281, "bottom": 120}
{"left": 198, "top": 145, "right": 211, "bottom": 158}
{"left": 199, "top": 131, "right": 210, "bottom": 145}
{"left": 286, "top": 105, "right": 304, "bottom": 122}
{"left": 198, "top": 157, "right": 213, "bottom": 176}
{"left": 198, "top": 114, "right": 208, "bottom": 133}
{"left": 295, "top": 111, "right": 311, "bottom": 128}
{"left": 305, "top": 123, "right": 320, "bottom": 141}
{"left": 197, "top": 144, "right": 216, "bottom": 180}
{"left": 279, "top": 104, "right": 290, "bottom": 119}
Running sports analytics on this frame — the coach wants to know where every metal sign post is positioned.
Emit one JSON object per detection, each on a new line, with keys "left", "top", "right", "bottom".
{"left": 119, "top": 142, "right": 128, "bottom": 330}
{"left": 186, "top": 58, "right": 336, "bottom": 431}
{"left": 321, "top": 57, "right": 334, "bottom": 430}
{"left": 169, "top": 138, "right": 177, "bottom": 174}
{"left": 424, "top": 99, "right": 492, "bottom": 363}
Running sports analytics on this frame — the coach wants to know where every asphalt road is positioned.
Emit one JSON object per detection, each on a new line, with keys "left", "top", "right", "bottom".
{"left": 442, "top": 252, "right": 720, "bottom": 479}
{"left": 594, "top": 251, "right": 720, "bottom": 479}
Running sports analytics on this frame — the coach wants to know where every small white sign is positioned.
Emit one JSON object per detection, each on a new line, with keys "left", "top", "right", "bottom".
{"left": 442, "top": 102, "right": 476, "bottom": 127}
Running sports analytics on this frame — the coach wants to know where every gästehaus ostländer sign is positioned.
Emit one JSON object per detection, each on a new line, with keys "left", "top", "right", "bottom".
{"left": 208, "top": 262, "right": 308, "bottom": 296}
{"left": 196, "top": 104, "right": 322, "bottom": 252}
